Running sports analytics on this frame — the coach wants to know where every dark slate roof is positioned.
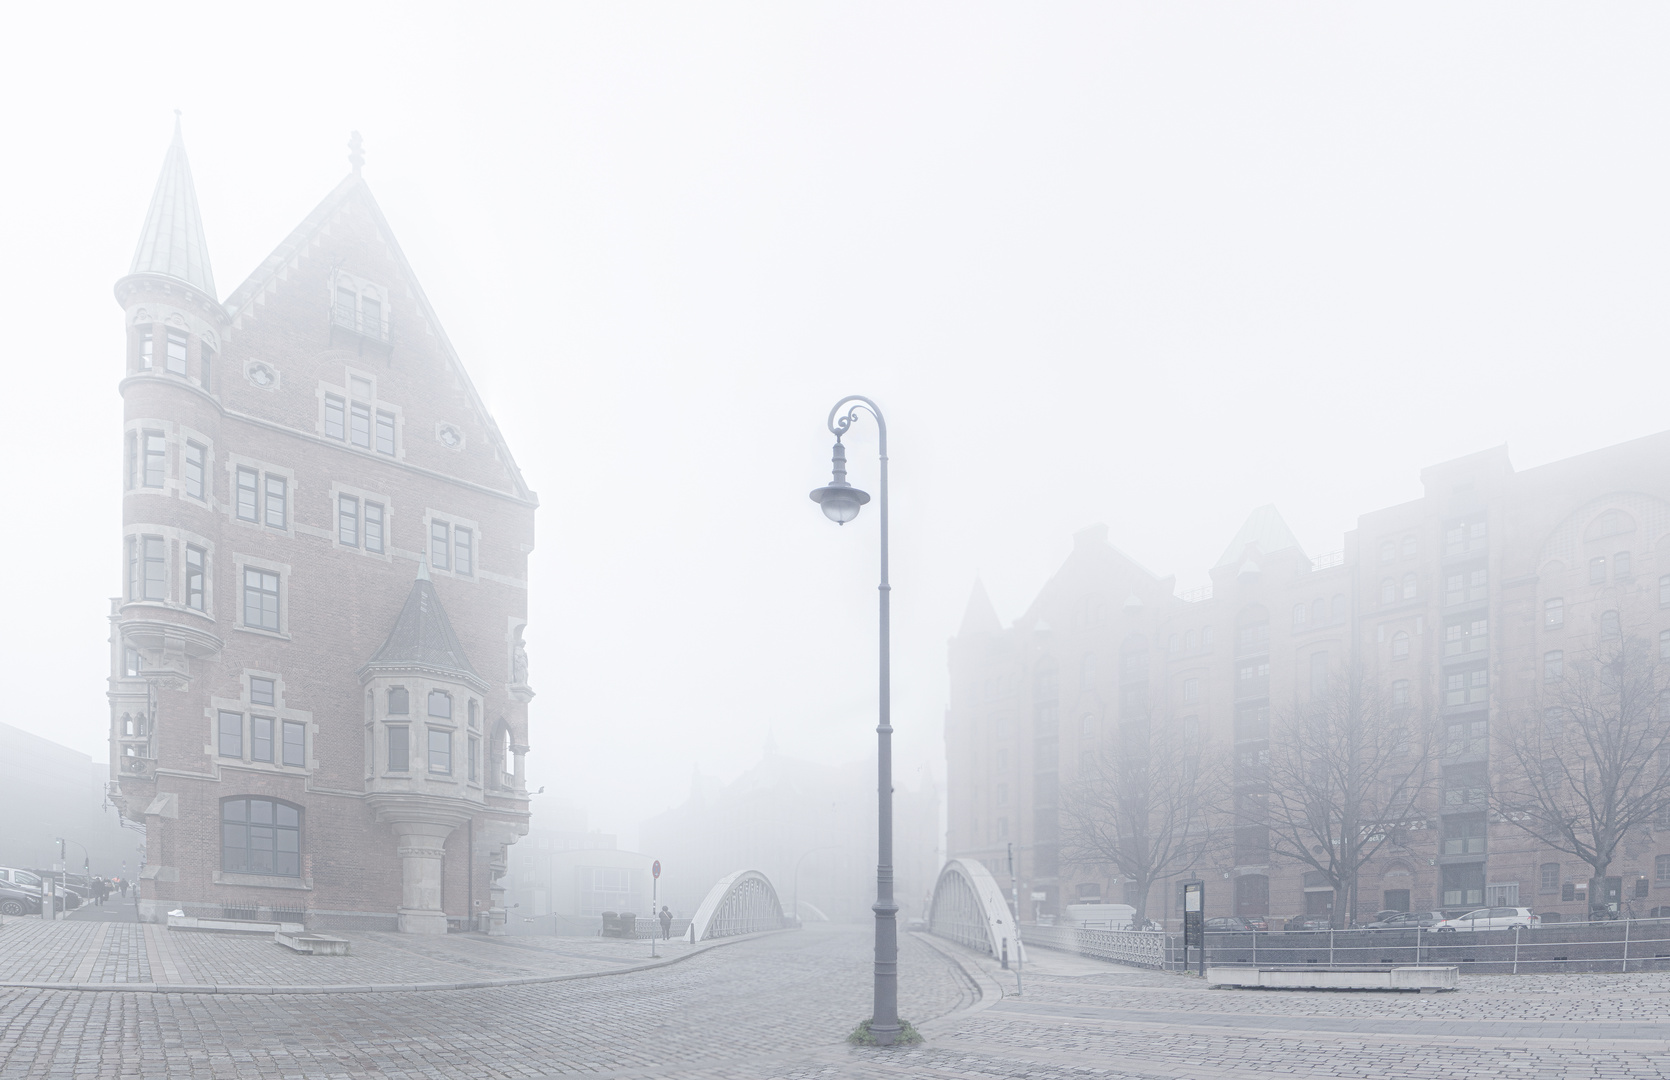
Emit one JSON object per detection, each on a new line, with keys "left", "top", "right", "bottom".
{"left": 363, "top": 570, "right": 484, "bottom": 689}
{"left": 129, "top": 115, "right": 216, "bottom": 296}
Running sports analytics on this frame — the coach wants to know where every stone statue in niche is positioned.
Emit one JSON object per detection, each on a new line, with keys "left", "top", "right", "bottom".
{"left": 511, "top": 627, "right": 529, "bottom": 685}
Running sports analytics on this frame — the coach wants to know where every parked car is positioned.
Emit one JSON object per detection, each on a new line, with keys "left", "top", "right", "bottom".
{"left": 1204, "top": 916, "right": 1267, "bottom": 932}
{"left": 1433, "top": 907, "right": 1540, "bottom": 932}
{"left": 1283, "top": 915, "right": 1334, "bottom": 931}
{"left": 1364, "top": 910, "right": 1445, "bottom": 930}
{"left": 0, "top": 884, "right": 42, "bottom": 917}
{"left": 0, "top": 868, "right": 69, "bottom": 911}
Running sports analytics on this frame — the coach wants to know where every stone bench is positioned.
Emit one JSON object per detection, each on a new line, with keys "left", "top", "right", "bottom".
{"left": 274, "top": 931, "right": 351, "bottom": 956}
{"left": 166, "top": 914, "right": 305, "bottom": 935}
{"left": 1207, "top": 964, "right": 1458, "bottom": 992}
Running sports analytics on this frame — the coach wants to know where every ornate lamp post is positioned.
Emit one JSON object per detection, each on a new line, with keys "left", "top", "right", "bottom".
{"left": 808, "top": 395, "right": 899, "bottom": 1045}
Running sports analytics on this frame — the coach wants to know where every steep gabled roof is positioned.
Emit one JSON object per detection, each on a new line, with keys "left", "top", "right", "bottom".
{"left": 222, "top": 160, "right": 534, "bottom": 503}
{"left": 1215, "top": 504, "right": 1305, "bottom": 568}
{"left": 129, "top": 115, "right": 216, "bottom": 296}
{"left": 362, "top": 566, "right": 486, "bottom": 691}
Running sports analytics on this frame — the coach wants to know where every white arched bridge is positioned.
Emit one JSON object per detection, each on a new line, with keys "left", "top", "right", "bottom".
{"left": 925, "top": 858, "right": 1022, "bottom": 961}
{"left": 688, "top": 869, "right": 787, "bottom": 940}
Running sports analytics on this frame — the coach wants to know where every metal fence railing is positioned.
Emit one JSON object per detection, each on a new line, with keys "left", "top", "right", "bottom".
{"left": 1028, "top": 918, "right": 1670, "bottom": 975}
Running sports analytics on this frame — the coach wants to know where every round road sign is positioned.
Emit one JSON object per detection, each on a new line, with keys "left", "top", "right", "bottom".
{"left": 653, "top": 860, "right": 661, "bottom": 878}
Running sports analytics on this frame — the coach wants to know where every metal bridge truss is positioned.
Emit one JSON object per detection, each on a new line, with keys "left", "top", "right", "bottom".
{"left": 926, "top": 858, "right": 1019, "bottom": 960}
{"left": 689, "top": 870, "right": 786, "bottom": 940}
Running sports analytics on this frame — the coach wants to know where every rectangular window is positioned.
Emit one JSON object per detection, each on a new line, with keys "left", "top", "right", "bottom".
{"left": 1446, "top": 718, "right": 1488, "bottom": 756}
{"left": 335, "top": 287, "right": 357, "bottom": 326}
{"left": 338, "top": 495, "right": 359, "bottom": 547}
{"left": 138, "top": 328, "right": 153, "bottom": 369}
{"left": 324, "top": 394, "right": 345, "bottom": 439}
{"left": 236, "top": 467, "right": 259, "bottom": 521}
{"left": 1590, "top": 557, "right": 1607, "bottom": 584}
{"left": 455, "top": 527, "right": 473, "bottom": 576}
{"left": 243, "top": 567, "right": 280, "bottom": 631}
{"left": 469, "top": 737, "right": 480, "bottom": 782}
{"left": 250, "top": 677, "right": 275, "bottom": 707}
{"left": 1445, "top": 666, "right": 1489, "bottom": 706}
{"left": 142, "top": 535, "right": 166, "bottom": 601}
{"left": 1541, "top": 864, "right": 1561, "bottom": 891}
{"left": 264, "top": 475, "right": 286, "bottom": 529}
{"left": 1444, "top": 517, "right": 1488, "bottom": 557}
{"left": 1545, "top": 651, "right": 1564, "bottom": 682}
{"left": 428, "top": 728, "right": 451, "bottom": 774}
{"left": 282, "top": 721, "right": 305, "bottom": 767}
{"left": 1441, "top": 815, "right": 1487, "bottom": 856}
{"left": 375, "top": 411, "right": 396, "bottom": 455}
{"left": 124, "top": 648, "right": 141, "bottom": 677}
{"left": 361, "top": 296, "right": 382, "bottom": 337}
{"left": 431, "top": 520, "right": 450, "bottom": 570}
{"left": 364, "top": 502, "right": 385, "bottom": 553}
{"left": 218, "top": 711, "right": 243, "bottom": 758}
{"left": 251, "top": 716, "right": 273, "bottom": 763}
{"left": 1443, "top": 617, "right": 1488, "bottom": 657}
{"left": 428, "top": 690, "right": 452, "bottom": 719}
{"left": 387, "top": 726, "right": 409, "bottom": 772}
{"left": 1545, "top": 598, "right": 1564, "bottom": 628}
{"left": 350, "top": 402, "right": 371, "bottom": 448}
{"left": 183, "top": 442, "right": 205, "bottom": 500}
{"left": 143, "top": 432, "right": 165, "bottom": 487}
{"left": 185, "top": 545, "right": 205, "bottom": 611}
{"left": 164, "top": 329, "right": 188, "bottom": 375}
{"left": 1616, "top": 551, "right": 1633, "bottom": 580}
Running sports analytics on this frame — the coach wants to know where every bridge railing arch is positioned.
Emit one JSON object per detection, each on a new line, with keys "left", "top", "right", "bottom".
{"left": 688, "top": 869, "right": 787, "bottom": 941}
{"left": 926, "top": 858, "right": 1021, "bottom": 959}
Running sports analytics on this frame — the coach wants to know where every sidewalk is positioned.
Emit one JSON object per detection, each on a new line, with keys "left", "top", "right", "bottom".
{"left": 0, "top": 915, "right": 714, "bottom": 994}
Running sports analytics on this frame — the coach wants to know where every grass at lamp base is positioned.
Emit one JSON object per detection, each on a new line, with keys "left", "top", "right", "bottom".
{"left": 847, "top": 1018, "right": 924, "bottom": 1047}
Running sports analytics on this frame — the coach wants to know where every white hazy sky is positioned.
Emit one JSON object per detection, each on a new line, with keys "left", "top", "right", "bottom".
{"left": 4, "top": 4, "right": 1668, "bottom": 846}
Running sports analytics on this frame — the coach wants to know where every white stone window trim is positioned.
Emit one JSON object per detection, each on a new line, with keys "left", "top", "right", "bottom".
{"left": 435, "top": 421, "right": 465, "bottom": 451}
{"left": 120, "top": 525, "right": 218, "bottom": 622}
{"left": 315, "top": 369, "right": 404, "bottom": 459}
{"left": 367, "top": 676, "right": 484, "bottom": 799}
{"left": 328, "top": 481, "right": 395, "bottom": 561}
{"left": 205, "top": 672, "right": 315, "bottom": 776}
{"left": 231, "top": 553, "right": 293, "bottom": 640}
{"left": 423, "top": 508, "right": 482, "bottom": 579}
{"left": 223, "top": 454, "right": 297, "bottom": 537}
{"left": 176, "top": 425, "right": 216, "bottom": 507}
{"left": 124, "top": 419, "right": 181, "bottom": 498}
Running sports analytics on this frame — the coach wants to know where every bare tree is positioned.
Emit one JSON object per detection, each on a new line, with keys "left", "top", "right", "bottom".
{"left": 1255, "top": 667, "right": 1437, "bottom": 927}
{"left": 1060, "top": 714, "right": 1226, "bottom": 926}
{"left": 1495, "top": 633, "right": 1670, "bottom": 917}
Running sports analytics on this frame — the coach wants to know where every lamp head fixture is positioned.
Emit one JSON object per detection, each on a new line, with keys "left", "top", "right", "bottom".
{"left": 809, "top": 438, "right": 870, "bottom": 524}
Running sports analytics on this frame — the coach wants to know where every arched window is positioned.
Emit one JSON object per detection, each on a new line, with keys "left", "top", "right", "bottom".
{"left": 1602, "top": 610, "right": 1621, "bottom": 639}
{"left": 1391, "top": 679, "right": 1410, "bottom": 706}
{"left": 1402, "top": 573, "right": 1417, "bottom": 600}
{"left": 1380, "top": 579, "right": 1396, "bottom": 605}
{"left": 1391, "top": 631, "right": 1410, "bottom": 659}
{"left": 221, "top": 797, "right": 300, "bottom": 877}
{"left": 1292, "top": 603, "right": 1308, "bottom": 629}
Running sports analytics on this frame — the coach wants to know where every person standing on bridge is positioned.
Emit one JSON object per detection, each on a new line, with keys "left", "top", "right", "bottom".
{"left": 659, "top": 906, "right": 672, "bottom": 941}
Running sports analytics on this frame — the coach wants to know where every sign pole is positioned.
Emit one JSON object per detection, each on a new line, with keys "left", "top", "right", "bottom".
{"left": 1182, "top": 880, "right": 1205, "bottom": 977}
{"left": 651, "top": 860, "right": 661, "bottom": 958}
{"left": 1008, "top": 842, "right": 1023, "bottom": 997}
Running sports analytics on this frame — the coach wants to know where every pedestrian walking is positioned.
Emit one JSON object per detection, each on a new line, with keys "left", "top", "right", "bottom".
{"left": 659, "top": 905, "right": 672, "bottom": 941}
{"left": 94, "top": 879, "right": 107, "bottom": 906}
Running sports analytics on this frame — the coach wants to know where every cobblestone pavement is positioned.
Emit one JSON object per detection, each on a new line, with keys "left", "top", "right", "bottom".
{"left": 0, "top": 915, "right": 700, "bottom": 989}
{"left": 6, "top": 926, "right": 1670, "bottom": 1078}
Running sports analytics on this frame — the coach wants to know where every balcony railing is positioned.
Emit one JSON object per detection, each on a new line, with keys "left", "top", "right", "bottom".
{"left": 1311, "top": 550, "right": 1344, "bottom": 571}
{"left": 332, "top": 305, "right": 388, "bottom": 342}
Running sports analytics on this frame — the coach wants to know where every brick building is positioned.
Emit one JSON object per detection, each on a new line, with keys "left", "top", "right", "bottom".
{"left": 946, "top": 430, "right": 1670, "bottom": 927}
{"left": 108, "top": 122, "right": 537, "bottom": 933}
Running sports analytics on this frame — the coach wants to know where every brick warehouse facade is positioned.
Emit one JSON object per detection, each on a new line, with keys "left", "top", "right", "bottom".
{"left": 947, "top": 430, "right": 1670, "bottom": 927}
{"left": 108, "top": 122, "right": 536, "bottom": 934}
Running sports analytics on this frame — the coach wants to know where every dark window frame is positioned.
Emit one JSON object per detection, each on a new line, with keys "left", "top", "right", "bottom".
{"left": 220, "top": 797, "right": 301, "bottom": 878}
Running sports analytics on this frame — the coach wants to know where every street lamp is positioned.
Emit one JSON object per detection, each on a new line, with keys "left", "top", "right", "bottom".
{"left": 808, "top": 395, "right": 899, "bottom": 1046}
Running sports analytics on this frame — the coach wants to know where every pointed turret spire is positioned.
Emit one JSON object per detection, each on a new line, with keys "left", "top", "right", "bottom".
{"left": 129, "top": 112, "right": 217, "bottom": 297}
{"left": 361, "top": 568, "right": 484, "bottom": 690}
{"left": 958, "top": 579, "right": 1003, "bottom": 637}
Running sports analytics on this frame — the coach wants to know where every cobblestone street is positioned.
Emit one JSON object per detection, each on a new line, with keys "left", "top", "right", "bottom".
{"left": 5, "top": 925, "right": 1670, "bottom": 1078}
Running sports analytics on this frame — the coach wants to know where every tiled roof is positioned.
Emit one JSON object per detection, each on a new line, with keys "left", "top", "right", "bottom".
{"left": 129, "top": 115, "right": 216, "bottom": 296}
{"left": 364, "top": 568, "right": 483, "bottom": 688}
